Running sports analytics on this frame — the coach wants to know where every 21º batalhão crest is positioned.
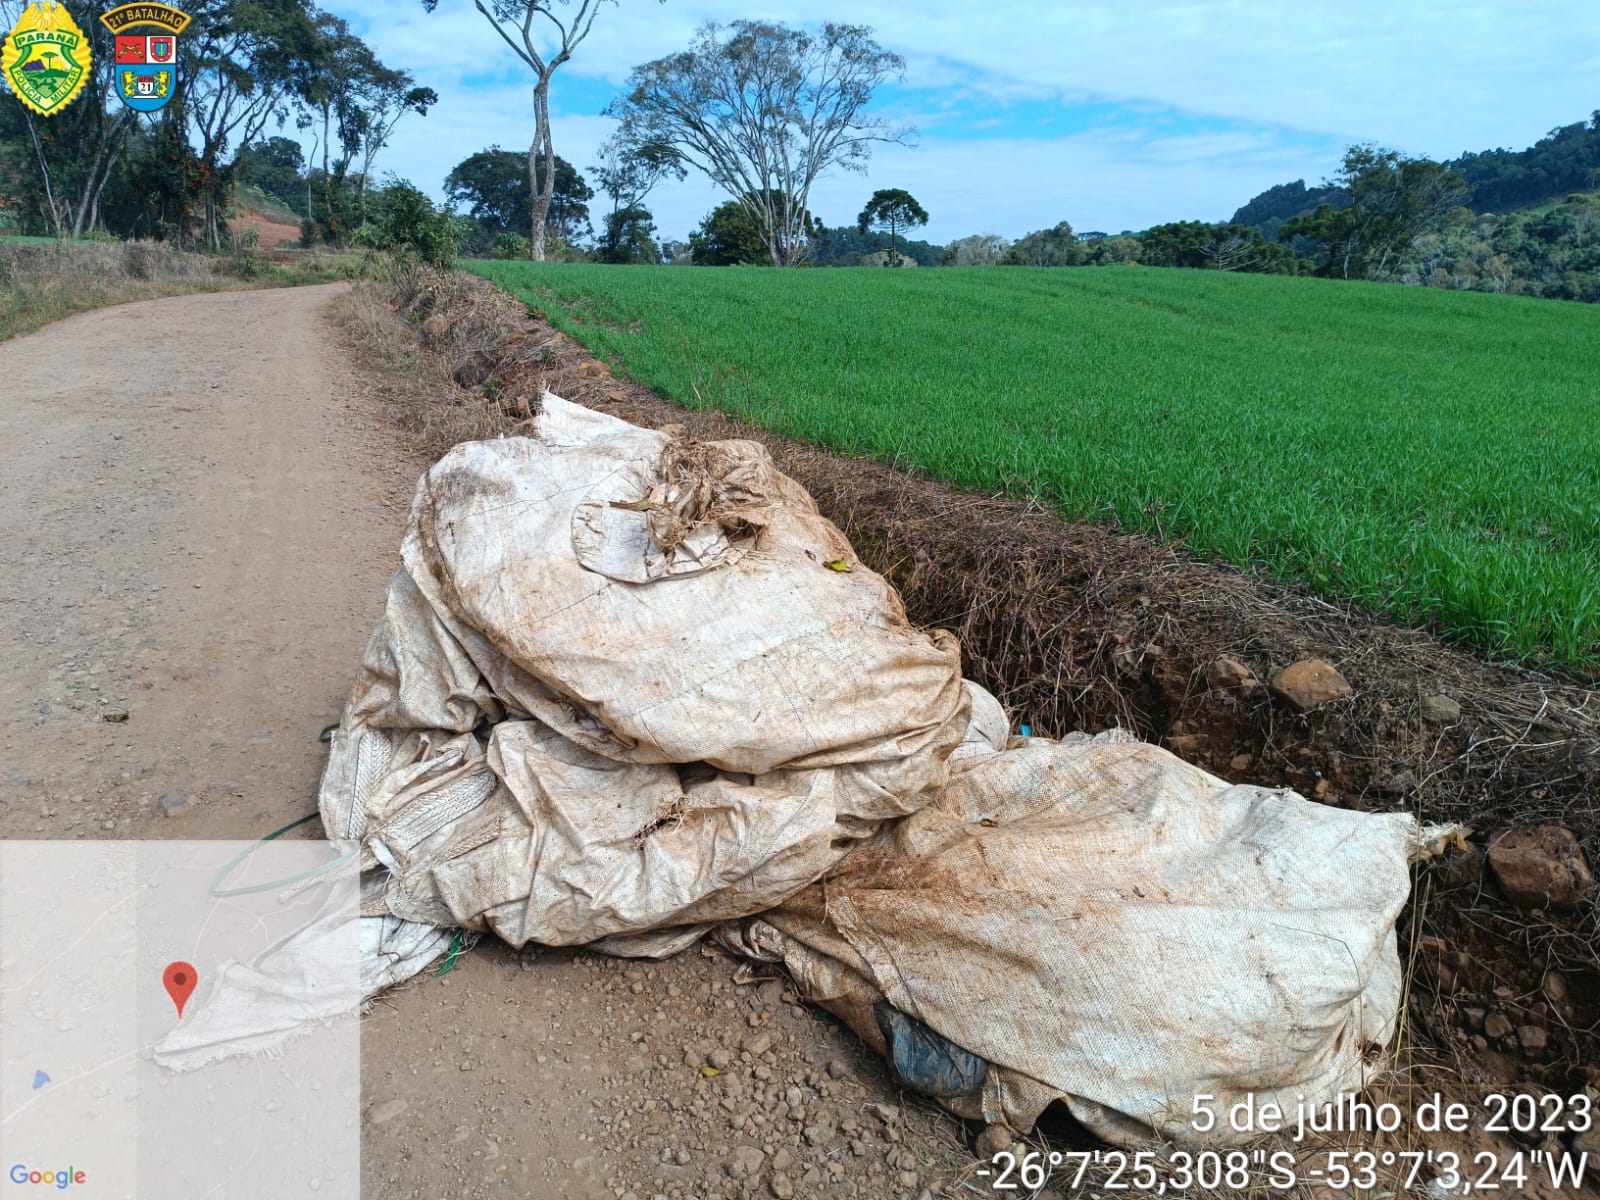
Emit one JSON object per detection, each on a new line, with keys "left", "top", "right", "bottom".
{"left": 2, "top": 2, "right": 92, "bottom": 117}
{"left": 101, "top": 2, "right": 190, "bottom": 113}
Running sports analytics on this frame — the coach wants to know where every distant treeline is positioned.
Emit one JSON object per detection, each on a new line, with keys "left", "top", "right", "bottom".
{"left": 1450, "top": 115, "right": 1600, "bottom": 213}
{"left": 1233, "top": 113, "right": 1600, "bottom": 234}
{"left": 1226, "top": 112, "right": 1600, "bottom": 302}
{"left": 477, "top": 111, "right": 1600, "bottom": 307}
{"left": 9, "top": 39, "right": 1595, "bottom": 307}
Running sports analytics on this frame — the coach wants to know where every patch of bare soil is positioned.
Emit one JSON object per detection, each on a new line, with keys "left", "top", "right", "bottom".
{"left": 329, "top": 267, "right": 1600, "bottom": 1193}
{"left": 230, "top": 210, "right": 302, "bottom": 247}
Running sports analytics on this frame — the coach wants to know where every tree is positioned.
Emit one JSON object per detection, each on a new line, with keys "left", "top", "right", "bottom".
{"left": 178, "top": 0, "right": 324, "bottom": 247}
{"left": 591, "top": 134, "right": 682, "bottom": 218}
{"left": 351, "top": 177, "right": 466, "bottom": 266}
{"left": 344, "top": 65, "right": 435, "bottom": 218}
{"left": 687, "top": 200, "right": 767, "bottom": 265}
{"left": 857, "top": 188, "right": 927, "bottom": 266}
{"left": 1391, "top": 193, "right": 1600, "bottom": 301}
{"left": 238, "top": 136, "right": 305, "bottom": 207}
{"left": 809, "top": 223, "right": 943, "bottom": 266}
{"left": 1082, "top": 235, "right": 1141, "bottom": 266}
{"left": 606, "top": 20, "right": 912, "bottom": 266}
{"left": 283, "top": 13, "right": 432, "bottom": 240}
{"left": 591, "top": 133, "right": 683, "bottom": 263}
{"left": 1281, "top": 145, "right": 1469, "bottom": 280}
{"left": 1137, "top": 220, "right": 1293, "bottom": 272}
{"left": 598, "top": 206, "right": 659, "bottom": 264}
{"left": 1449, "top": 114, "right": 1600, "bottom": 212}
{"left": 425, "top": 0, "right": 633, "bottom": 261}
{"left": 1001, "top": 221, "right": 1085, "bottom": 266}
{"left": 298, "top": 12, "right": 364, "bottom": 240}
{"left": 445, "top": 147, "right": 591, "bottom": 253}
{"left": 943, "top": 233, "right": 1009, "bottom": 266}
{"left": 0, "top": 0, "right": 134, "bottom": 237}
{"left": 1229, "top": 179, "right": 1349, "bottom": 242}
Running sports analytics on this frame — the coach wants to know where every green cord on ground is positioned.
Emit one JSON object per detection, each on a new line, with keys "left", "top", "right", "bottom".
{"left": 433, "top": 930, "right": 467, "bottom": 977}
{"left": 209, "top": 811, "right": 356, "bottom": 897}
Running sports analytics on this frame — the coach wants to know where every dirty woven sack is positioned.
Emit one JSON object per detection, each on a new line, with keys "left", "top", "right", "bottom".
{"left": 720, "top": 728, "right": 1456, "bottom": 1146}
{"left": 319, "top": 394, "right": 970, "bottom": 951}
{"left": 312, "top": 393, "right": 1450, "bottom": 1151}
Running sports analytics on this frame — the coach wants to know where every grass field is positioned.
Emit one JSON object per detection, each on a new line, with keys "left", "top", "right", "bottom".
{"left": 467, "top": 262, "right": 1600, "bottom": 674}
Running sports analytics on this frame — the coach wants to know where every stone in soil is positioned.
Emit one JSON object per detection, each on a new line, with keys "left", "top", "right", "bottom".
{"left": 1486, "top": 825, "right": 1593, "bottom": 912}
{"left": 368, "top": 1099, "right": 409, "bottom": 1124}
{"left": 1165, "top": 732, "right": 1205, "bottom": 756}
{"left": 1420, "top": 692, "right": 1462, "bottom": 724}
{"left": 1268, "top": 659, "right": 1353, "bottom": 711}
{"left": 973, "top": 1123, "right": 1012, "bottom": 1160}
{"left": 1433, "top": 841, "right": 1486, "bottom": 889}
{"left": 1206, "top": 656, "right": 1261, "bottom": 693}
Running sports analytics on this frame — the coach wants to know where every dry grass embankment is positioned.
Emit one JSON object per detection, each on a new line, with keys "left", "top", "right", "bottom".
{"left": 0, "top": 237, "right": 356, "bottom": 343}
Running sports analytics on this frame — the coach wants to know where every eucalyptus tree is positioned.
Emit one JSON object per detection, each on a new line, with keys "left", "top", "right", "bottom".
{"left": 425, "top": 0, "right": 645, "bottom": 259}
{"left": 607, "top": 20, "right": 912, "bottom": 266}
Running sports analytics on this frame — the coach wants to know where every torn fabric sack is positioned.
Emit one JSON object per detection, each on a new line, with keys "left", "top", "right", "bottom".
{"left": 718, "top": 729, "right": 1454, "bottom": 1146}
{"left": 307, "top": 392, "right": 1449, "bottom": 1148}
{"left": 319, "top": 395, "right": 971, "bottom": 950}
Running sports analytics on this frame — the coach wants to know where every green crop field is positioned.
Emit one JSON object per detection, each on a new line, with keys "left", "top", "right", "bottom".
{"left": 466, "top": 262, "right": 1600, "bottom": 674}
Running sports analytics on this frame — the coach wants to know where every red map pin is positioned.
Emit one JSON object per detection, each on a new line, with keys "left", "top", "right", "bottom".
{"left": 163, "top": 961, "right": 198, "bottom": 1018}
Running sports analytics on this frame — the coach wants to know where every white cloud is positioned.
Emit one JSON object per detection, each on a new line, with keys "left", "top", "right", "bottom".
{"left": 316, "top": 0, "right": 1596, "bottom": 242}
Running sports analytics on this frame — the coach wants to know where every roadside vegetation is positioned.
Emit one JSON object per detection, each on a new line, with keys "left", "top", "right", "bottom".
{"left": 469, "top": 261, "right": 1600, "bottom": 675}
{"left": 0, "top": 237, "right": 356, "bottom": 343}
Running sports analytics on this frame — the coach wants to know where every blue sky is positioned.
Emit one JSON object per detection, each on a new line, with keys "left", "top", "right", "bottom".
{"left": 311, "top": 1, "right": 1598, "bottom": 244}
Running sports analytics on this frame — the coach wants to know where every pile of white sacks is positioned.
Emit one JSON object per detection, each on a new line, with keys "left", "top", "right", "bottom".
{"left": 214, "top": 396, "right": 1458, "bottom": 1145}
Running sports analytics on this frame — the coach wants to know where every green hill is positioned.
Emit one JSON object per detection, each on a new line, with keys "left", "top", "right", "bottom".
{"left": 467, "top": 262, "right": 1600, "bottom": 674}
{"left": 1232, "top": 111, "right": 1600, "bottom": 233}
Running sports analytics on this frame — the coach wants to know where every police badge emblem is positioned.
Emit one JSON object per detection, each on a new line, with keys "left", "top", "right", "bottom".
{"left": 2, "top": 2, "right": 92, "bottom": 117}
{"left": 101, "top": 2, "right": 190, "bottom": 113}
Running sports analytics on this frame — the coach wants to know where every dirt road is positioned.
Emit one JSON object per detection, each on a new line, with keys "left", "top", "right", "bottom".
{"left": 0, "top": 284, "right": 399, "bottom": 834}
{"left": 0, "top": 286, "right": 967, "bottom": 1199}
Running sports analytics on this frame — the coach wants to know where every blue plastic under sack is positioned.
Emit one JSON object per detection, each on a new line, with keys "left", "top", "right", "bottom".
{"left": 872, "top": 1000, "right": 988, "bottom": 1098}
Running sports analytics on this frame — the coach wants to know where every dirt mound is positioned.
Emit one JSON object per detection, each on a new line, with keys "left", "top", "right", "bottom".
{"left": 230, "top": 210, "right": 301, "bottom": 248}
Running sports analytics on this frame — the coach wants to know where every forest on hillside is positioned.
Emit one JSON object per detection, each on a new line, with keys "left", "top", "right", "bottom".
{"left": 1227, "top": 114, "right": 1600, "bottom": 302}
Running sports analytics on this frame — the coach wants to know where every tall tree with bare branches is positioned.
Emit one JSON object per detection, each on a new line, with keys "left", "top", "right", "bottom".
{"left": 424, "top": 0, "right": 630, "bottom": 260}
{"left": 606, "top": 21, "right": 912, "bottom": 267}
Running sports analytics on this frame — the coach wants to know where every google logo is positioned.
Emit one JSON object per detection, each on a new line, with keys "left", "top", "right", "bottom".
{"left": 7, "top": 1166, "right": 86, "bottom": 1189}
